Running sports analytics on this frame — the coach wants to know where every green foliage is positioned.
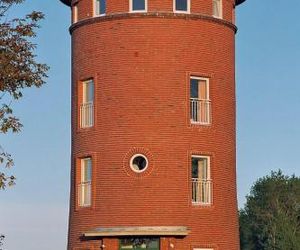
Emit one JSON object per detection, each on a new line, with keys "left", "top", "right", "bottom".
{"left": 0, "top": 0, "right": 49, "bottom": 190}
{"left": 240, "top": 170, "right": 300, "bottom": 250}
{"left": 0, "top": 234, "right": 4, "bottom": 250}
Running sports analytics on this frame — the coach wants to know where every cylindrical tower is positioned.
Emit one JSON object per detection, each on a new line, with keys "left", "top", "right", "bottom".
{"left": 61, "top": 0, "right": 246, "bottom": 249}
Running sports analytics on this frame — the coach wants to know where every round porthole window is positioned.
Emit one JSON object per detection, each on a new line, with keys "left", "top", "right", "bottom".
{"left": 130, "top": 154, "right": 148, "bottom": 173}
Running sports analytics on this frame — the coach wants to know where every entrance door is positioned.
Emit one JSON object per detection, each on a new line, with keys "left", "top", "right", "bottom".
{"left": 119, "top": 238, "right": 160, "bottom": 250}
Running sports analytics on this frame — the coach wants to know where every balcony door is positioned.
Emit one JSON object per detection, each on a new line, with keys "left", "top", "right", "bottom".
{"left": 192, "top": 156, "right": 212, "bottom": 205}
{"left": 190, "top": 77, "right": 211, "bottom": 125}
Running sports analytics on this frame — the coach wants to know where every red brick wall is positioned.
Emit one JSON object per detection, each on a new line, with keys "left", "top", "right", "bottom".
{"left": 67, "top": 1, "right": 240, "bottom": 250}
{"left": 71, "top": 0, "right": 236, "bottom": 24}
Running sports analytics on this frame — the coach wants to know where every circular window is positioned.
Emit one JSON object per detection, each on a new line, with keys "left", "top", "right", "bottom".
{"left": 130, "top": 154, "right": 148, "bottom": 173}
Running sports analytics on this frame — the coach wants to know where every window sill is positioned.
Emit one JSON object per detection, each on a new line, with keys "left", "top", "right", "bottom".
{"left": 94, "top": 13, "right": 106, "bottom": 17}
{"left": 130, "top": 10, "right": 148, "bottom": 13}
{"left": 212, "top": 15, "right": 223, "bottom": 19}
{"left": 174, "top": 10, "right": 190, "bottom": 14}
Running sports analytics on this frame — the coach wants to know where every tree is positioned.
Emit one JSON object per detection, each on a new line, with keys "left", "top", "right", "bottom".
{"left": 0, "top": 0, "right": 49, "bottom": 190}
{"left": 0, "top": 235, "right": 4, "bottom": 250}
{"left": 239, "top": 170, "right": 300, "bottom": 250}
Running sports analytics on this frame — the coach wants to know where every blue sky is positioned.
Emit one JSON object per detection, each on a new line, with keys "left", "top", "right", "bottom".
{"left": 0, "top": 0, "right": 299, "bottom": 249}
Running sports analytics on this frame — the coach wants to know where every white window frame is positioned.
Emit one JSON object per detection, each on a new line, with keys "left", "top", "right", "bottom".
{"left": 129, "top": 0, "right": 148, "bottom": 13}
{"left": 190, "top": 76, "right": 211, "bottom": 125}
{"left": 130, "top": 154, "right": 149, "bottom": 173}
{"left": 79, "top": 157, "right": 92, "bottom": 207}
{"left": 212, "top": 0, "right": 223, "bottom": 19}
{"left": 82, "top": 79, "right": 94, "bottom": 104}
{"left": 80, "top": 79, "right": 94, "bottom": 128}
{"left": 173, "top": 0, "right": 191, "bottom": 14}
{"left": 190, "top": 76, "right": 210, "bottom": 100}
{"left": 191, "top": 155, "right": 211, "bottom": 180}
{"left": 94, "top": 0, "right": 106, "bottom": 17}
{"left": 191, "top": 155, "right": 212, "bottom": 205}
{"left": 72, "top": 4, "right": 78, "bottom": 23}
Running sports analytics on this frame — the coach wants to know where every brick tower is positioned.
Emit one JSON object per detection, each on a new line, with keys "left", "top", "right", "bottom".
{"left": 60, "top": 0, "right": 246, "bottom": 249}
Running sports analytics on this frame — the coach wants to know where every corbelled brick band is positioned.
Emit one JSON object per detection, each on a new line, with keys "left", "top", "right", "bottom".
{"left": 60, "top": 0, "right": 246, "bottom": 249}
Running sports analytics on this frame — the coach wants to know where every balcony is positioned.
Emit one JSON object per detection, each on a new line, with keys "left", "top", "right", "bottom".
{"left": 190, "top": 98, "right": 211, "bottom": 125}
{"left": 78, "top": 181, "right": 91, "bottom": 207}
{"left": 192, "top": 178, "right": 212, "bottom": 205}
{"left": 80, "top": 102, "right": 94, "bottom": 128}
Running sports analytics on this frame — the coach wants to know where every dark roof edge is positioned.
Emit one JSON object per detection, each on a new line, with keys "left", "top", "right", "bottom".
{"left": 60, "top": 0, "right": 71, "bottom": 6}
{"left": 236, "top": 0, "right": 246, "bottom": 5}
{"left": 61, "top": 0, "right": 246, "bottom": 7}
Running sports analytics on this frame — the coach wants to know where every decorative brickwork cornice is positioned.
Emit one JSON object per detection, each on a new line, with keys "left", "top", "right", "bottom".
{"left": 69, "top": 12, "right": 237, "bottom": 34}
{"left": 61, "top": 0, "right": 247, "bottom": 7}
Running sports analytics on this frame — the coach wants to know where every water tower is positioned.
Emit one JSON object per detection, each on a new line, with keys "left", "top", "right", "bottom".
{"left": 60, "top": 0, "right": 246, "bottom": 249}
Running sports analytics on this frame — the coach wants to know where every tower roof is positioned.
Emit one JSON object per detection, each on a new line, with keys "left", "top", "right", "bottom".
{"left": 236, "top": 0, "right": 246, "bottom": 5}
{"left": 60, "top": 0, "right": 246, "bottom": 7}
{"left": 60, "top": 0, "right": 70, "bottom": 6}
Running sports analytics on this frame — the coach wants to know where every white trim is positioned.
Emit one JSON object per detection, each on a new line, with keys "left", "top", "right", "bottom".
{"left": 79, "top": 157, "right": 92, "bottom": 207}
{"left": 190, "top": 76, "right": 210, "bottom": 101}
{"left": 193, "top": 249, "right": 214, "bottom": 250}
{"left": 130, "top": 154, "right": 148, "bottom": 173}
{"left": 129, "top": 0, "right": 148, "bottom": 13}
{"left": 81, "top": 157, "right": 92, "bottom": 182}
{"left": 82, "top": 79, "right": 94, "bottom": 103}
{"left": 94, "top": 0, "right": 106, "bottom": 17}
{"left": 212, "top": 0, "right": 223, "bottom": 19}
{"left": 191, "top": 155, "right": 212, "bottom": 205}
{"left": 173, "top": 0, "right": 191, "bottom": 14}
{"left": 191, "top": 155, "right": 211, "bottom": 179}
{"left": 72, "top": 4, "right": 78, "bottom": 23}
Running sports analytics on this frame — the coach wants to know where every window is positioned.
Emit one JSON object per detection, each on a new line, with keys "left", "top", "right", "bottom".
{"left": 190, "top": 77, "right": 211, "bottom": 125}
{"left": 130, "top": 0, "right": 147, "bottom": 12}
{"left": 213, "top": 0, "right": 222, "bottom": 18}
{"left": 80, "top": 79, "right": 94, "bottom": 128}
{"left": 130, "top": 154, "right": 148, "bottom": 173}
{"left": 174, "top": 0, "right": 190, "bottom": 13}
{"left": 191, "top": 156, "right": 212, "bottom": 205}
{"left": 232, "top": 6, "right": 236, "bottom": 24}
{"left": 120, "top": 238, "right": 160, "bottom": 250}
{"left": 78, "top": 158, "right": 92, "bottom": 207}
{"left": 72, "top": 4, "right": 78, "bottom": 23}
{"left": 94, "top": 0, "right": 106, "bottom": 16}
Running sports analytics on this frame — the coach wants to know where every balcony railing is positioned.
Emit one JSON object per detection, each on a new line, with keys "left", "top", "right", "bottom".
{"left": 78, "top": 181, "right": 91, "bottom": 207}
{"left": 192, "top": 178, "right": 212, "bottom": 205}
{"left": 190, "top": 98, "right": 211, "bottom": 125}
{"left": 80, "top": 102, "right": 94, "bottom": 128}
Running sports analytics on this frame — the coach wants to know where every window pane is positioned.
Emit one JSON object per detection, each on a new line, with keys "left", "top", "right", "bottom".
{"left": 96, "top": 0, "right": 106, "bottom": 15}
{"left": 132, "top": 0, "right": 146, "bottom": 11}
{"left": 83, "top": 80, "right": 94, "bottom": 103}
{"left": 198, "top": 79, "right": 208, "bottom": 99}
{"left": 82, "top": 158, "right": 92, "bottom": 182}
{"left": 88, "top": 80, "right": 94, "bottom": 102}
{"left": 213, "top": 0, "right": 221, "bottom": 17}
{"left": 192, "top": 157, "right": 209, "bottom": 179}
{"left": 100, "top": 0, "right": 106, "bottom": 15}
{"left": 176, "top": 0, "right": 188, "bottom": 11}
{"left": 190, "top": 78, "right": 208, "bottom": 100}
{"left": 190, "top": 78, "right": 199, "bottom": 98}
{"left": 199, "top": 158, "right": 208, "bottom": 180}
{"left": 192, "top": 158, "right": 199, "bottom": 178}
